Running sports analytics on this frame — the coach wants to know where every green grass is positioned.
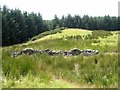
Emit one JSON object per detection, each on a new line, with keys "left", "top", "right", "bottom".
{"left": 28, "top": 29, "right": 92, "bottom": 44}
{"left": 2, "top": 72, "right": 81, "bottom": 88}
{"left": 2, "top": 29, "right": 119, "bottom": 88}
{"left": 29, "top": 28, "right": 62, "bottom": 42}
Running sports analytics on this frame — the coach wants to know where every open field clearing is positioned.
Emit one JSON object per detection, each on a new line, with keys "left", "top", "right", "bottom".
{"left": 2, "top": 29, "right": 119, "bottom": 88}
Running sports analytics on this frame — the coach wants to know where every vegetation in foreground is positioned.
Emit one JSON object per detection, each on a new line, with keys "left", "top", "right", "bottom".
{"left": 2, "top": 29, "right": 119, "bottom": 88}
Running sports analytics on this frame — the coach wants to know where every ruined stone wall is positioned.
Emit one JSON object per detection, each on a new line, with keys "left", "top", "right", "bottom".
{"left": 11, "top": 48, "right": 99, "bottom": 57}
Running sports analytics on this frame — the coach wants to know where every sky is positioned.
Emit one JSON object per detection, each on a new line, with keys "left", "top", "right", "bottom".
{"left": 1, "top": 0, "right": 119, "bottom": 20}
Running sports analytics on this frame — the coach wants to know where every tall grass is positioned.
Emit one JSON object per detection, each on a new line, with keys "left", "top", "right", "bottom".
{"left": 2, "top": 29, "right": 118, "bottom": 88}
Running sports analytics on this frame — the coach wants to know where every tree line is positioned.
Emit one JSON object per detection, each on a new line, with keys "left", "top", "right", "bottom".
{"left": 2, "top": 5, "right": 48, "bottom": 46}
{"left": 1, "top": 5, "right": 119, "bottom": 46}
{"left": 50, "top": 14, "right": 118, "bottom": 30}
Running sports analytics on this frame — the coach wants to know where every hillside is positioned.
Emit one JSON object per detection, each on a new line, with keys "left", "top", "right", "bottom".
{"left": 2, "top": 29, "right": 119, "bottom": 88}
{"left": 29, "top": 29, "right": 92, "bottom": 43}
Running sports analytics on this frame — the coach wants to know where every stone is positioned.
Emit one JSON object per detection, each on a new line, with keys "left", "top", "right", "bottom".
{"left": 21, "top": 48, "right": 35, "bottom": 55}
{"left": 81, "top": 51, "right": 91, "bottom": 56}
{"left": 80, "top": 49, "right": 99, "bottom": 56}
{"left": 68, "top": 48, "right": 81, "bottom": 56}
{"left": 44, "top": 49, "right": 51, "bottom": 53}
{"left": 47, "top": 50, "right": 59, "bottom": 55}
{"left": 63, "top": 50, "right": 68, "bottom": 56}
{"left": 36, "top": 50, "right": 43, "bottom": 54}
{"left": 94, "top": 50, "right": 99, "bottom": 54}
{"left": 11, "top": 52, "right": 18, "bottom": 57}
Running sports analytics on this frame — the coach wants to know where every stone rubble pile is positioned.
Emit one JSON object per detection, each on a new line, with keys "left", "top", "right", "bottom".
{"left": 11, "top": 48, "right": 99, "bottom": 57}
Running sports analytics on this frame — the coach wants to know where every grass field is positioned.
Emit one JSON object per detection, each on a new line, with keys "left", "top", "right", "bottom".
{"left": 2, "top": 29, "right": 119, "bottom": 88}
{"left": 29, "top": 29, "right": 92, "bottom": 43}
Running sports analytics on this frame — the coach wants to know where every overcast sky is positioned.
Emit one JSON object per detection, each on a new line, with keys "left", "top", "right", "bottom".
{"left": 1, "top": 0, "right": 119, "bottom": 20}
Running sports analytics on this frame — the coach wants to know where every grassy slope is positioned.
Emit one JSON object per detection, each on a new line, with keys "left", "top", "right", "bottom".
{"left": 2, "top": 29, "right": 119, "bottom": 88}
{"left": 28, "top": 29, "right": 92, "bottom": 44}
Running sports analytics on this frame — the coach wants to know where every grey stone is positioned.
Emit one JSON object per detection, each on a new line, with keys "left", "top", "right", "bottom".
{"left": 48, "top": 50, "right": 59, "bottom": 55}
{"left": 44, "top": 49, "right": 51, "bottom": 53}
{"left": 68, "top": 48, "right": 81, "bottom": 56}
{"left": 35, "top": 50, "right": 43, "bottom": 54}
{"left": 81, "top": 49, "right": 99, "bottom": 56}
{"left": 63, "top": 51, "right": 68, "bottom": 56}
{"left": 21, "top": 48, "right": 35, "bottom": 55}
